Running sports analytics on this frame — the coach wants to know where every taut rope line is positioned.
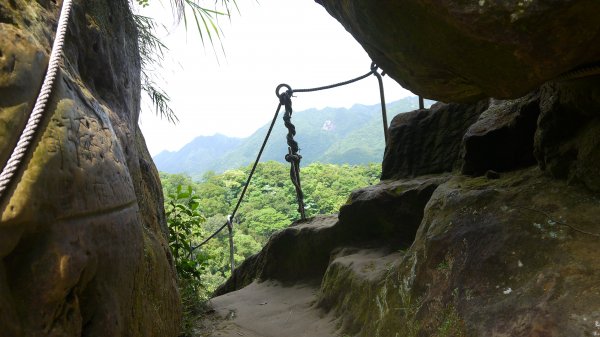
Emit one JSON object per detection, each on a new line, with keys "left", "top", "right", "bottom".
{"left": 274, "top": 63, "right": 389, "bottom": 218}
{"left": 191, "top": 101, "right": 284, "bottom": 251}
{"left": 192, "top": 63, "right": 391, "bottom": 250}
{"left": 190, "top": 62, "right": 402, "bottom": 283}
{"left": 0, "top": 0, "right": 74, "bottom": 202}
{"left": 281, "top": 62, "right": 390, "bottom": 142}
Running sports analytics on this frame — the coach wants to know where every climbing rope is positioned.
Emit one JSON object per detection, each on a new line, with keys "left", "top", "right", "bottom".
{"left": 192, "top": 63, "right": 390, "bottom": 251}
{"left": 274, "top": 63, "right": 389, "bottom": 219}
{"left": 0, "top": 0, "right": 74, "bottom": 202}
{"left": 276, "top": 86, "right": 306, "bottom": 219}
{"left": 284, "top": 63, "right": 390, "bottom": 142}
{"left": 192, "top": 62, "right": 393, "bottom": 267}
{"left": 191, "top": 100, "right": 284, "bottom": 250}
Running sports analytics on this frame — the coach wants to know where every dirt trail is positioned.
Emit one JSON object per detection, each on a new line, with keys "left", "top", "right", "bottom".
{"left": 199, "top": 281, "right": 341, "bottom": 337}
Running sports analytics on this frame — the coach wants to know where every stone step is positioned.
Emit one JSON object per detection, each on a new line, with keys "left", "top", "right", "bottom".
{"left": 318, "top": 248, "right": 404, "bottom": 336}
{"left": 201, "top": 247, "right": 404, "bottom": 337}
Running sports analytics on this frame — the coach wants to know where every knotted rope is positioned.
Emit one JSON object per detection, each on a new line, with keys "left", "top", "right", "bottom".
{"left": 0, "top": 0, "right": 74, "bottom": 202}
{"left": 272, "top": 63, "right": 390, "bottom": 219}
{"left": 278, "top": 86, "right": 306, "bottom": 220}
{"left": 194, "top": 62, "right": 390, "bottom": 251}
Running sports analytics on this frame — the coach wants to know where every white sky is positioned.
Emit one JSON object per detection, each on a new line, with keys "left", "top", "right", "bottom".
{"left": 137, "top": 0, "right": 413, "bottom": 156}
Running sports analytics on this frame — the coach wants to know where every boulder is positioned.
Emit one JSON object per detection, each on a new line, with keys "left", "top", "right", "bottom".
{"left": 211, "top": 168, "right": 600, "bottom": 336}
{"left": 215, "top": 215, "right": 341, "bottom": 295}
{"left": 216, "top": 177, "right": 445, "bottom": 295}
{"left": 338, "top": 176, "right": 446, "bottom": 245}
{"left": 382, "top": 101, "right": 487, "bottom": 180}
{"left": 393, "top": 169, "right": 600, "bottom": 336}
{"left": 0, "top": 1, "right": 180, "bottom": 336}
{"left": 535, "top": 77, "right": 600, "bottom": 192}
{"left": 314, "top": 0, "right": 600, "bottom": 102}
{"left": 324, "top": 169, "right": 600, "bottom": 336}
{"left": 317, "top": 248, "right": 403, "bottom": 335}
{"left": 461, "top": 92, "right": 541, "bottom": 176}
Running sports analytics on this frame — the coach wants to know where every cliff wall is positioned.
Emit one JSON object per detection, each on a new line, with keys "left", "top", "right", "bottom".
{"left": 0, "top": 1, "right": 181, "bottom": 336}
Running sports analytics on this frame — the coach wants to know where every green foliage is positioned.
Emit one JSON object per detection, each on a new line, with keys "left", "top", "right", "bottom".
{"left": 133, "top": 14, "right": 178, "bottom": 123}
{"left": 161, "top": 161, "right": 381, "bottom": 297}
{"left": 244, "top": 207, "right": 290, "bottom": 236}
{"left": 131, "top": 0, "right": 240, "bottom": 122}
{"left": 165, "top": 185, "right": 209, "bottom": 335}
{"left": 166, "top": 185, "right": 208, "bottom": 284}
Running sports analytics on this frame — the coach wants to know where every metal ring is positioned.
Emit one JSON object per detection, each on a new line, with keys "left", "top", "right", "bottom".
{"left": 370, "top": 62, "right": 379, "bottom": 71}
{"left": 276, "top": 84, "right": 292, "bottom": 97}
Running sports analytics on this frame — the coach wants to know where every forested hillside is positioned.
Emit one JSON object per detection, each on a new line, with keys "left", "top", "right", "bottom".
{"left": 155, "top": 97, "right": 434, "bottom": 179}
{"left": 160, "top": 161, "right": 381, "bottom": 295}
{"left": 153, "top": 134, "right": 243, "bottom": 174}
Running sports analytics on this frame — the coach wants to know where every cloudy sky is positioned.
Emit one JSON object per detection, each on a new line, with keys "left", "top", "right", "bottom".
{"left": 136, "top": 0, "right": 413, "bottom": 156}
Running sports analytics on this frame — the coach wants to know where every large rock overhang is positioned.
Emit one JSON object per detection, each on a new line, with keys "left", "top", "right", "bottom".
{"left": 314, "top": 0, "right": 600, "bottom": 102}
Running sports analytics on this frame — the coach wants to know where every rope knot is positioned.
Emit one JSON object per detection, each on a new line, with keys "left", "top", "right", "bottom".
{"left": 276, "top": 83, "right": 293, "bottom": 105}
{"left": 285, "top": 153, "right": 302, "bottom": 163}
{"left": 279, "top": 91, "right": 292, "bottom": 106}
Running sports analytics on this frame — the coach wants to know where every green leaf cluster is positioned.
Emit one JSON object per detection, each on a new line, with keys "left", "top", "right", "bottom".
{"left": 166, "top": 185, "right": 208, "bottom": 282}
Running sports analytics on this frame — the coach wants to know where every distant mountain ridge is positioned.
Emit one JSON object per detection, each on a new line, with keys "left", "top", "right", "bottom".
{"left": 154, "top": 134, "right": 243, "bottom": 175}
{"left": 153, "top": 96, "right": 434, "bottom": 180}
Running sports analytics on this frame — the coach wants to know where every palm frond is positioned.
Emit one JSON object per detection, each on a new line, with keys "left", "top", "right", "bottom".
{"left": 134, "top": 14, "right": 178, "bottom": 123}
{"left": 132, "top": 0, "right": 240, "bottom": 123}
{"left": 142, "top": 77, "right": 179, "bottom": 124}
{"left": 172, "top": 0, "right": 237, "bottom": 50}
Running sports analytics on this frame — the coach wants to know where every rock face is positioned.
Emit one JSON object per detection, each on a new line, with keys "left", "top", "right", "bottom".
{"left": 461, "top": 92, "right": 541, "bottom": 176}
{"left": 216, "top": 215, "right": 341, "bottom": 294}
{"left": 203, "top": 2, "right": 600, "bottom": 337}
{"left": 321, "top": 169, "right": 600, "bottom": 336}
{"left": 209, "top": 168, "right": 600, "bottom": 336}
{"left": 314, "top": 0, "right": 600, "bottom": 102}
{"left": 208, "top": 73, "right": 600, "bottom": 335}
{"left": 535, "top": 77, "right": 600, "bottom": 192}
{"left": 381, "top": 101, "right": 487, "bottom": 180}
{"left": 0, "top": 1, "right": 180, "bottom": 336}
{"left": 216, "top": 177, "right": 445, "bottom": 295}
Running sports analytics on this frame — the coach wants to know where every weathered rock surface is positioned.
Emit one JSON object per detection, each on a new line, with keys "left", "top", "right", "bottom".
{"left": 383, "top": 76, "right": 600, "bottom": 187}
{"left": 535, "top": 76, "right": 600, "bottom": 192}
{"left": 338, "top": 176, "right": 446, "bottom": 245}
{"left": 209, "top": 168, "right": 600, "bottom": 336}
{"left": 215, "top": 215, "right": 340, "bottom": 295}
{"left": 461, "top": 92, "right": 541, "bottom": 176}
{"left": 314, "top": 0, "right": 600, "bottom": 102}
{"left": 216, "top": 178, "right": 445, "bottom": 296}
{"left": 0, "top": 1, "right": 180, "bottom": 336}
{"left": 318, "top": 248, "right": 403, "bottom": 335}
{"left": 388, "top": 169, "right": 600, "bottom": 336}
{"left": 381, "top": 101, "right": 487, "bottom": 180}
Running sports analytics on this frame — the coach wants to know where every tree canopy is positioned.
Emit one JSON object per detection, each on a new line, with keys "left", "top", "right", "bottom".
{"left": 161, "top": 161, "right": 381, "bottom": 296}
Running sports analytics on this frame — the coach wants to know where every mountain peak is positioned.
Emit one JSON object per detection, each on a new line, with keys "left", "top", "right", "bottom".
{"left": 154, "top": 97, "right": 434, "bottom": 179}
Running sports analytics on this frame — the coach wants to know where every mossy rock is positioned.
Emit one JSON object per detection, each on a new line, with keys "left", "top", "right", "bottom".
{"left": 0, "top": 1, "right": 180, "bottom": 335}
